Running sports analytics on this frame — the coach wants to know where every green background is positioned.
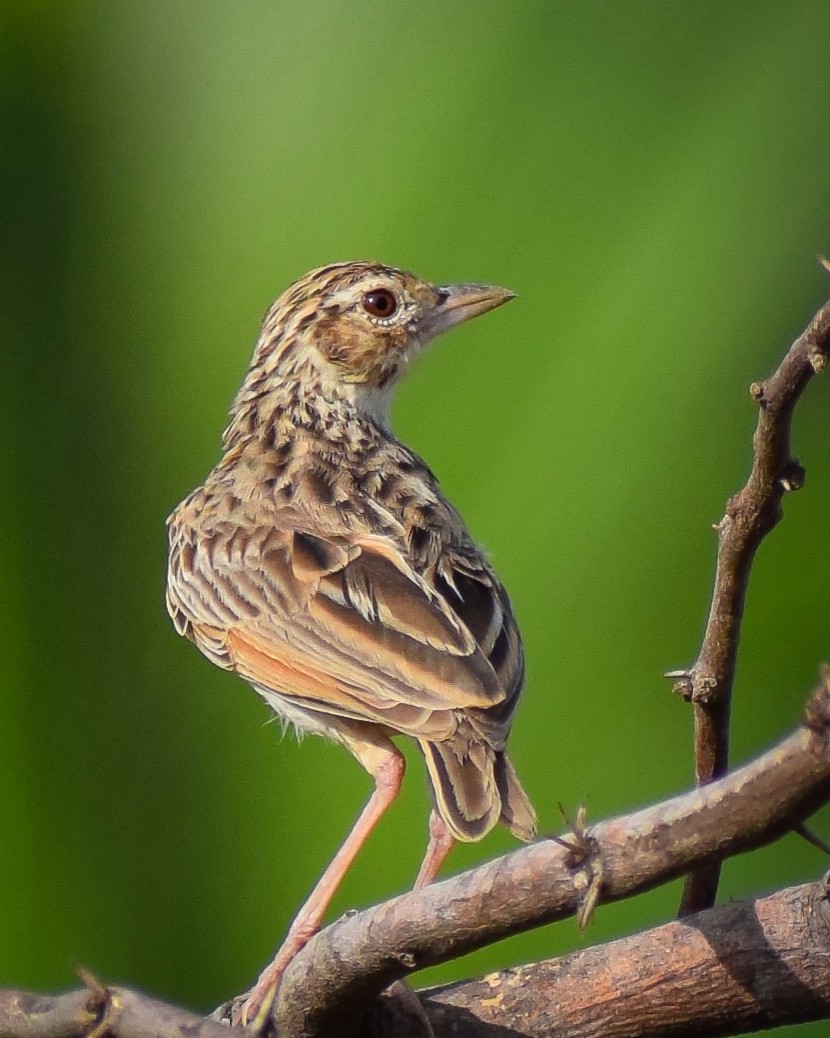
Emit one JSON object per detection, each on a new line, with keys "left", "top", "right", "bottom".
{"left": 3, "top": 2, "right": 829, "bottom": 1034}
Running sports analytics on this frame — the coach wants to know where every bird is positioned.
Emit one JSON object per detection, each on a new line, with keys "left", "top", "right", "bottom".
{"left": 165, "top": 261, "right": 536, "bottom": 1025}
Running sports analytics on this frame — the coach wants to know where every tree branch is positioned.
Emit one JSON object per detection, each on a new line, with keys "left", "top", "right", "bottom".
{"left": 411, "top": 875, "right": 830, "bottom": 1038}
{"left": 0, "top": 984, "right": 231, "bottom": 1038}
{"left": 273, "top": 672, "right": 830, "bottom": 1037}
{"left": 669, "top": 288, "right": 830, "bottom": 915}
{"left": 4, "top": 875, "right": 829, "bottom": 1038}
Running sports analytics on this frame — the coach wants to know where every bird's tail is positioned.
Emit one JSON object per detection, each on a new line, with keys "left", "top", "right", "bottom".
{"left": 419, "top": 739, "right": 537, "bottom": 843}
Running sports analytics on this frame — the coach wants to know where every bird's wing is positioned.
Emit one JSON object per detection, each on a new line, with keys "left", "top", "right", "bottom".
{"left": 167, "top": 516, "right": 523, "bottom": 739}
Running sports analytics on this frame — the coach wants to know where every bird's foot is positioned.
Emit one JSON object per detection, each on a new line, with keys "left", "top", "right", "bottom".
{"left": 213, "top": 941, "right": 303, "bottom": 1032}
{"left": 233, "top": 976, "right": 278, "bottom": 1032}
{"left": 212, "top": 975, "right": 278, "bottom": 1032}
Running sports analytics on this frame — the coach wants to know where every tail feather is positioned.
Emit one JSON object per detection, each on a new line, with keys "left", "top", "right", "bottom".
{"left": 419, "top": 739, "right": 536, "bottom": 844}
{"left": 495, "top": 751, "right": 537, "bottom": 841}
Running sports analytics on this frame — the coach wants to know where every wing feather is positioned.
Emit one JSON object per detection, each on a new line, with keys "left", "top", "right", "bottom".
{"left": 167, "top": 514, "right": 523, "bottom": 736}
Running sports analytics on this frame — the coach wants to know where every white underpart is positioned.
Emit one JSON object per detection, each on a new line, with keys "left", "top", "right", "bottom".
{"left": 314, "top": 334, "right": 426, "bottom": 433}
{"left": 253, "top": 683, "right": 346, "bottom": 744}
{"left": 344, "top": 381, "right": 397, "bottom": 431}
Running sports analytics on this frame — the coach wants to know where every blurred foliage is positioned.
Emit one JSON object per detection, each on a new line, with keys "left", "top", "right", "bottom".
{"left": 2, "top": 2, "right": 829, "bottom": 1034}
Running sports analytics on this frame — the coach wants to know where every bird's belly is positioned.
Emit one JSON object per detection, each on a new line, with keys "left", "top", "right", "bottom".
{"left": 252, "top": 683, "right": 345, "bottom": 742}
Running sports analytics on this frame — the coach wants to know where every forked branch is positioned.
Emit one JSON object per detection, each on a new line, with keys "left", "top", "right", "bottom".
{"left": 2, "top": 675, "right": 829, "bottom": 1038}
{"left": 4, "top": 873, "right": 830, "bottom": 1038}
{"left": 412, "top": 875, "right": 830, "bottom": 1037}
{"left": 670, "top": 284, "right": 830, "bottom": 915}
{"left": 272, "top": 674, "right": 830, "bottom": 1037}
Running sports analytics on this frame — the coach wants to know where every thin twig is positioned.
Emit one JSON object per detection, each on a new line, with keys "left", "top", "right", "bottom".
{"left": 670, "top": 289, "right": 830, "bottom": 915}
{"left": 274, "top": 674, "right": 830, "bottom": 1038}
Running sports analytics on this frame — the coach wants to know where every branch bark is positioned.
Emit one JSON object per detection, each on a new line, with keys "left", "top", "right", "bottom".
{"left": 413, "top": 876, "right": 830, "bottom": 1038}
{"left": 4, "top": 876, "right": 830, "bottom": 1038}
{"left": 272, "top": 673, "right": 830, "bottom": 1037}
{"left": 670, "top": 289, "right": 830, "bottom": 915}
{"left": 0, "top": 984, "right": 231, "bottom": 1038}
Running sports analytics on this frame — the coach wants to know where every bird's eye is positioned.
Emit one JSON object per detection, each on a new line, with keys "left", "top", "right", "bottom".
{"left": 362, "top": 289, "right": 398, "bottom": 319}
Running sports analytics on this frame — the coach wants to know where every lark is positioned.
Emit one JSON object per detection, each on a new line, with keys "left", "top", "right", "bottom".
{"left": 166, "top": 261, "right": 536, "bottom": 1023}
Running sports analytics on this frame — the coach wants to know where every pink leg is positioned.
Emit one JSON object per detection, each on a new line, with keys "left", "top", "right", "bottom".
{"left": 414, "top": 810, "right": 456, "bottom": 888}
{"left": 238, "top": 739, "right": 405, "bottom": 1028}
{"left": 383, "top": 811, "right": 454, "bottom": 1038}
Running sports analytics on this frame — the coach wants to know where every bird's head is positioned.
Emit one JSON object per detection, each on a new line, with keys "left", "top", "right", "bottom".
{"left": 234, "top": 261, "right": 514, "bottom": 432}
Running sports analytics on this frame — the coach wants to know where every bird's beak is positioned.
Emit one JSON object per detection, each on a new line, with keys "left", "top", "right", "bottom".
{"left": 422, "top": 283, "right": 516, "bottom": 341}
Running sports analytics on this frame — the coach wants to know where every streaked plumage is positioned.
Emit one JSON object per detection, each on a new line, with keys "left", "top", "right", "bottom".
{"left": 166, "top": 261, "right": 535, "bottom": 1022}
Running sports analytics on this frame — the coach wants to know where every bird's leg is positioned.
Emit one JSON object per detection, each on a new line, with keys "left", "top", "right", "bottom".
{"left": 237, "top": 738, "right": 405, "bottom": 1029}
{"left": 378, "top": 811, "right": 456, "bottom": 1038}
{"left": 414, "top": 810, "right": 456, "bottom": 888}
